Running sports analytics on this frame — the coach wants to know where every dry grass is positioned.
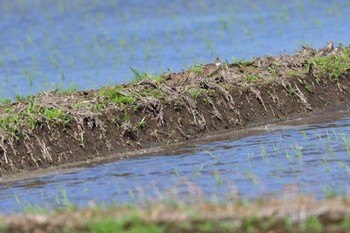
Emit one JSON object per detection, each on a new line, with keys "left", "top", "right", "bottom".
{"left": 1, "top": 197, "right": 350, "bottom": 233}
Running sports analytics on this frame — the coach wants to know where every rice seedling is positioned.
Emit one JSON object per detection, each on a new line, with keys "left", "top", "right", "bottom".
{"left": 325, "top": 143, "right": 334, "bottom": 157}
{"left": 321, "top": 156, "right": 330, "bottom": 172}
{"left": 322, "top": 185, "right": 343, "bottom": 199}
{"left": 193, "top": 166, "right": 202, "bottom": 179}
{"left": 242, "top": 26, "right": 255, "bottom": 41}
{"left": 245, "top": 169, "right": 258, "bottom": 187}
{"left": 174, "top": 166, "right": 181, "bottom": 177}
{"left": 280, "top": 8, "right": 290, "bottom": 24}
{"left": 337, "top": 161, "right": 350, "bottom": 173}
{"left": 271, "top": 140, "right": 280, "bottom": 152}
{"left": 341, "top": 134, "right": 350, "bottom": 156}
{"left": 214, "top": 171, "right": 224, "bottom": 186}
{"left": 247, "top": 151, "right": 255, "bottom": 166}
{"left": 260, "top": 145, "right": 267, "bottom": 160}
{"left": 331, "top": 128, "right": 338, "bottom": 139}
{"left": 204, "top": 35, "right": 215, "bottom": 55}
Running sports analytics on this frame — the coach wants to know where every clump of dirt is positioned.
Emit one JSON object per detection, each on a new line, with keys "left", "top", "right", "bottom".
{"left": 1, "top": 197, "right": 350, "bottom": 233}
{"left": 0, "top": 42, "right": 350, "bottom": 175}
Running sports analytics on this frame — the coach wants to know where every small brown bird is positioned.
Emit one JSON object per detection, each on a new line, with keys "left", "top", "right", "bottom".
{"left": 215, "top": 57, "right": 221, "bottom": 67}
{"left": 299, "top": 46, "right": 315, "bottom": 57}
{"left": 329, "top": 47, "right": 343, "bottom": 56}
{"left": 324, "top": 41, "right": 334, "bottom": 51}
{"left": 202, "top": 57, "right": 221, "bottom": 77}
{"left": 316, "top": 41, "right": 334, "bottom": 56}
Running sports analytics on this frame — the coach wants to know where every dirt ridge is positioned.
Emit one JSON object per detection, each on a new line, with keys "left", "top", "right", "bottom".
{"left": 1, "top": 197, "right": 350, "bottom": 233}
{"left": 0, "top": 42, "right": 350, "bottom": 175}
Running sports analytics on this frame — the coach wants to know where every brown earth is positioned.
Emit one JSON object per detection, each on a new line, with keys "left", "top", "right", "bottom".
{"left": 1, "top": 197, "right": 350, "bottom": 233}
{"left": 0, "top": 42, "right": 350, "bottom": 176}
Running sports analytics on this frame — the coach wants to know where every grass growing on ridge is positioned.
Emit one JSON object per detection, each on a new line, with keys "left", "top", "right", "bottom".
{"left": 99, "top": 85, "right": 136, "bottom": 107}
{"left": 129, "top": 66, "right": 165, "bottom": 83}
{"left": 307, "top": 49, "right": 350, "bottom": 79}
{"left": 187, "top": 64, "right": 203, "bottom": 74}
{"left": 0, "top": 96, "right": 73, "bottom": 137}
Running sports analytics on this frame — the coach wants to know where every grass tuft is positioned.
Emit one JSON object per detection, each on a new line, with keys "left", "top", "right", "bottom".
{"left": 187, "top": 64, "right": 203, "bottom": 74}
{"left": 307, "top": 51, "right": 350, "bottom": 79}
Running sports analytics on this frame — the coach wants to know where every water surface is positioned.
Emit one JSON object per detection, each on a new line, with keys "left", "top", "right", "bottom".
{"left": 1, "top": 113, "right": 349, "bottom": 214}
{"left": 1, "top": 0, "right": 350, "bottom": 214}
{"left": 1, "top": 0, "right": 350, "bottom": 98}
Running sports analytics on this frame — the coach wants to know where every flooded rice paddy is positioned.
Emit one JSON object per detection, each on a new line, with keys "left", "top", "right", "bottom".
{"left": 1, "top": 112, "right": 350, "bottom": 214}
{"left": 1, "top": 0, "right": 350, "bottom": 98}
{"left": 1, "top": 0, "right": 350, "bottom": 214}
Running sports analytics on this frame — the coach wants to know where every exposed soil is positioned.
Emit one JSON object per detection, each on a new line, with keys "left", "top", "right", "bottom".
{"left": 1, "top": 197, "right": 350, "bottom": 233}
{"left": 1, "top": 42, "right": 350, "bottom": 175}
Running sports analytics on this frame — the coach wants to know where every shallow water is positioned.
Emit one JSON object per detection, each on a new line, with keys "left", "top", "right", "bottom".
{"left": 1, "top": 0, "right": 350, "bottom": 98}
{"left": 1, "top": 0, "right": 350, "bottom": 214}
{"left": 1, "top": 113, "right": 350, "bottom": 214}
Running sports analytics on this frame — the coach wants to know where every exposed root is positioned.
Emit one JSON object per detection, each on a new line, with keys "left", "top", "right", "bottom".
{"left": 337, "top": 82, "right": 346, "bottom": 93}
{"left": 139, "top": 97, "right": 165, "bottom": 127}
{"left": 34, "top": 135, "right": 52, "bottom": 163}
{"left": 269, "top": 105, "right": 277, "bottom": 117}
{"left": 0, "top": 135, "right": 12, "bottom": 167}
{"left": 191, "top": 109, "right": 206, "bottom": 132}
{"left": 23, "top": 140, "right": 39, "bottom": 167}
{"left": 202, "top": 93, "right": 222, "bottom": 120}
{"left": 294, "top": 84, "right": 312, "bottom": 111}
{"left": 249, "top": 87, "right": 267, "bottom": 112}
{"left": 208, "top": 82, "right": 236, "bottom": 111}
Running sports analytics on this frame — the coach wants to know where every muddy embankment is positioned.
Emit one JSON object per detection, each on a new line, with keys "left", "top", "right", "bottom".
{"left": 1, "top": 42, "right": 350, "bottom": 175}
{"left": 1, "top": 197, "right": 350, "bottom": 233}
